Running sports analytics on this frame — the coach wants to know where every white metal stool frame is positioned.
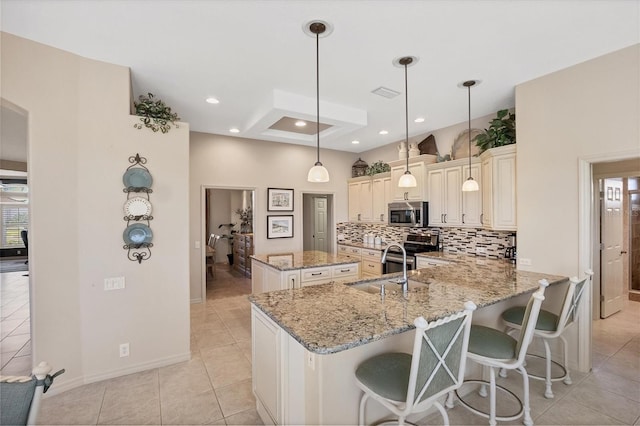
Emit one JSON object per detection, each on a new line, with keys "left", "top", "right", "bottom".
{"left": 356, "top": 301, "right": 477, "bottom": 426}
{"left": 452, "top": 279, "right": 549, "bottom": 426}
{"left": 501, "top": 270, "right": 593, "bottom": 399}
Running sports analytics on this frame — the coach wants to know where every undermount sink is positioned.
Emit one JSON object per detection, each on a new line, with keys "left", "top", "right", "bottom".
{"left": 349, "top": 279, "right": 429, "bottom": 295}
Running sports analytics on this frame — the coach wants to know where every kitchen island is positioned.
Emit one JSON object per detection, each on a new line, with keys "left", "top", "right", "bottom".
{"left": 249, "top": 256, "right": 567, "bottom": 425}
{"left": 251, "top": 250, "right": 360, "bottom": 293}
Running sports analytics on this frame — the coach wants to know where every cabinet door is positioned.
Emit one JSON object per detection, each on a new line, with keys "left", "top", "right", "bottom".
{"left": 443, "top": 167, "right": 462, "bottom": 226}
{"left": 427, "top": 169, "right": 445, "bottom": 226}
{"left": 282, "top": 270, "right": 300, "bottom": 290}
{"left": 493, "top": 154, "right": 517, "bottom": 230}
{"left": 462, "top": 163, "right": 482, "bottom": 227}
{"left": 392, "top": 163, "right": 425, "bottom": 201}
{"left": 481, "top": 158, "right": 493, "bottom": 228}
{"left": 348, "top": 182, "right": 361, "bottom": 221}
{"left": 359, "top": 180, "right": 373, "bottom": 222}
{"left": 252, "top": 307, "right": 281, "bottom": 423}
{"left": 372, "top": 176, "right": 392, "bottom": 223}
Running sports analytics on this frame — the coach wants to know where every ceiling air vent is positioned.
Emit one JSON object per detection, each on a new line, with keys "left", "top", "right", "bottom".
{"left": 371, "top": 86, "right": 400, "bottom": 99}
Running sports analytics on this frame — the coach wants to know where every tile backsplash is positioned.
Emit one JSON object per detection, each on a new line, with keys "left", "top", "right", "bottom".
{"left": 336, "top": 222, "right": 515, "bottom": 259}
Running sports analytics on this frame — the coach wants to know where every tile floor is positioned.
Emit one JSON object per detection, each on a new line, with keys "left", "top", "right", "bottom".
{"left": 0, "top": 269, "right": 32, "bottom": 376}
{"left": 2, "top": 265, "right": 639, "bottom": 425}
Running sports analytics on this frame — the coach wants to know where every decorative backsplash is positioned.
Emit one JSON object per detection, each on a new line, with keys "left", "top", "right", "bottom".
{"left": 336, "top": 222, "right": 515, "bottom": 259}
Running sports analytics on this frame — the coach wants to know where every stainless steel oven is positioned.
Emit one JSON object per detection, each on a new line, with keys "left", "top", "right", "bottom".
{"left": 382, "top": 251, "right": 416, "bottom": 274}
{"left": 388, "top": 201, "right": 428, "bottom": 227}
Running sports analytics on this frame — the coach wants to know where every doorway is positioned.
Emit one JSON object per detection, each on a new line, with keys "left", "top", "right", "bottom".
{"left": 201, "top": 187, "right": 254, "bottom": 301}
{"left": 302, "top": 193, "right": 334, "bottom": 253}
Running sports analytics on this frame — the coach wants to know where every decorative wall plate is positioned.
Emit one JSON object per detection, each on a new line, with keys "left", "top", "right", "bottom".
{"left": 124, "top": 197, "right": 152, "bottom": 217}
{"left": 123, "top": 167, "right": 153, "bottom": 188}
{"left": 123, "top": 223, "right": 153, "bottom": 245}
{"left": 451, "top": 128, "right": 482, "bottom": 160}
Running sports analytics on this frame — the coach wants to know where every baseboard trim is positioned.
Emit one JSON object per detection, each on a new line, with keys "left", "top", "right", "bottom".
{"left": 82, "top": 352, "right": 191, "bottom": 385}
{"left": 41, "top": 375, "right": 85, "bottom": 398}
{"left": 629, "top": 291, "right": 640, "bottom": 302}
{"left": 190, "top": 297, "right": 203, "bottom": 304}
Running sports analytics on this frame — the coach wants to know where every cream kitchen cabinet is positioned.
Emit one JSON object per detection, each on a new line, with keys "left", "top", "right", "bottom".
{"left": 252, "top": 257, "right": 359, "bottom": 293}
{"left": 427, "top": 158, "right": 481, "bottom": 227}
{"left": 348, "top": 177, "right": 373, "bottom": 222}
{"left": 360, "top": 248, "right": 383, "bottom": 278}
{"left": 391, "top": 162, "right": 426, "bottom": 201}
{"left": 371, "top": 173, "right": 392, "bottom": 223}
{"left": 480, "top": 145, "right": 516, "bottom": 231}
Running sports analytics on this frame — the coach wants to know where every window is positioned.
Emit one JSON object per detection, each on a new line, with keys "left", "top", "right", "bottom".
{"left": 0, "top": 181, "right": 29, "bottom": 249}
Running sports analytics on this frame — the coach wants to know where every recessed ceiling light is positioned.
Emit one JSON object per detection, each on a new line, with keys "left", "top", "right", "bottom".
{"left": 229, "top": 128, "right": 240, "bottom": 133}
{"left": 414, "top": 117, "right": 425, "bottom": 123}
{"left": 295, "top": 120, "right": 307, "bottom": 127}
{"left": 352, "top": 140, "right": 360, "bottom": 144}
{"left": 379, "top": 130, "right": 388, "bottom": 135}
{"left": 205, "top": 97, "right": 220, "bottom": 104}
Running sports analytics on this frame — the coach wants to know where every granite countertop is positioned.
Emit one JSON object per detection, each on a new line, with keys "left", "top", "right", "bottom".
{"left": 251, "top": 250, "right": 360, "bottom": 271}
{"left": 249, "top": 256, "right": 567, "bottom": 355}
{"left": 338, "top": 240, "right": 390, "bottom": 250}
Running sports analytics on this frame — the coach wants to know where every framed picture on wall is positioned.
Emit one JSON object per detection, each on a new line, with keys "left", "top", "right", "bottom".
{"left": 267, "top": 215, "right": 294, "bottom": 239}
{"left": 267, "top": 188, "right": 294, "bottom": 211}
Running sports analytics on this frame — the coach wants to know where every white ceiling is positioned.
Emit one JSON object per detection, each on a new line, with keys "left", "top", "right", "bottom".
{"left": 1, "top": 0, "right": 638, "bottom": 155}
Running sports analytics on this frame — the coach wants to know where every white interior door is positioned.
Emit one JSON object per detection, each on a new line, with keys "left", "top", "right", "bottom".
{"left": 601, "top": 178, "right": 624, "bottom": 318}
{"left": 313, "top": 196, "right": 328, "bottom": 252}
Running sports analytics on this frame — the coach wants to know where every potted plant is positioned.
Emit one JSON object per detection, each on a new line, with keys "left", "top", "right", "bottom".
{"left": 217, "top": 223, "right": 236, "bottom": 265}
{"left": 475, "top": 109, "right": 516, "bottom": 153}
{"left": 365, "top": 160, "right": 391, "bottom": 176}
{"left": 133, "top": 92, "right": 180, "bottom": 133}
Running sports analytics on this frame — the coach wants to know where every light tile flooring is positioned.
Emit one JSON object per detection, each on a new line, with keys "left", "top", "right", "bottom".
{"left": 2, "top": 266, "right": 639, "bottom": 425}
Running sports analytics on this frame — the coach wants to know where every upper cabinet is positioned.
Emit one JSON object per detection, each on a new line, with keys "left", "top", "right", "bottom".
{"left": 348, "top": 177, "right": 373, "bottom": 222}
{"left": 371, "top": 174, "right": 392, "bottom": 223}
{"left": 480, "top": 145, "right": 516, "bottom": 231}
{"left": 426, "top": 158, "right": 481, "bottom": 227}
{"left": 390, "top": 155, "right": 436, "bottom": 201}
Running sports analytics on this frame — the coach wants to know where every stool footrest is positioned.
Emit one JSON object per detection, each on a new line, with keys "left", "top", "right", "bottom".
{"left": 454, "top": 380, "right": 524, "bottom": 422}
{"left": 525, "top": 353, "right": 568, "bottom": 382}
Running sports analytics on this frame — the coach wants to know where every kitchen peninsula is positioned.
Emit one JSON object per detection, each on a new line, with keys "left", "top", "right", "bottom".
{"left": 249, "top": 256, "right": 567, "bottom": 425}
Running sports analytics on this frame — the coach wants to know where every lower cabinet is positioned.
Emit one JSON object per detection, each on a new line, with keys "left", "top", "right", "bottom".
{"left": 252, "top": 259, "right": 359, "bottom": 293}
{"left": 338, "top": 244, "right": 383, "bottom": 279}
{"left": 415, "top": 256, "right": 452, "bottom": 269}
{"left": 252, "top": 306, "right": 282, "bottom": 424}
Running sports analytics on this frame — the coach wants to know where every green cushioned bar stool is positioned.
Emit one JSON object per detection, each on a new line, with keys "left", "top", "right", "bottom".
{"left": 355, "top": 301, "right": 477, "bottom": 426}
{"left": 501, "top": 271, "right": 593, "bottom": 399}
{"left": 452, "top": 279, "right": 549, "bottom": 426}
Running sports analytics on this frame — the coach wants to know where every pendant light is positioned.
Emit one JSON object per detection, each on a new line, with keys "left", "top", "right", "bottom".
{"left": 306, "top": 21, "right": 331, "bottom": 183}
{"left": 461, "top": 80, "right": 480, "bottom": 192}
{"left": 395, "top": 56, "right": 418, "bottom": 188}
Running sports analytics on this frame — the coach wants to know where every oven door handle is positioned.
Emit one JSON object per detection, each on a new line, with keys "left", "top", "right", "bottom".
{"left": 385, "top": 254, "right": 415, "bottom": 265}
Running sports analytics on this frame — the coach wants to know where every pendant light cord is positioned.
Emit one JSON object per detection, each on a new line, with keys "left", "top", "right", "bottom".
{"left": 316, "top": 31, "right": 320, "bottom": 165}
{"left": 467, "top": 84, "right": 472, "bottom": 178}
{"left": 404, "top": 63, "right": 409, "bottom": 172}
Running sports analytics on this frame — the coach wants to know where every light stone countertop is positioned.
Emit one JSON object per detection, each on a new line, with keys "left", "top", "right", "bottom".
{"left": 249, "top": 256, "right": 567, "bottom": 355}
{"left": 251, "top": 250, "right": 360, "bottom": 271}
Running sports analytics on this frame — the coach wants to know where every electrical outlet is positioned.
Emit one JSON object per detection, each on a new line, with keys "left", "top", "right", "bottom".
{"left": 195, "top": 241, "right": 201, "bottom": 249}
{"left": 476, "top": 247, "right": 487, "bottom": 255}
{"left": 119, "top": 343, "right": 130, "bottom": 357}
{"left": 519, "top": 258, "right": 532, "bottom": 266}
{"left": 104, "top": 277, "right": 125, "bottom": 290}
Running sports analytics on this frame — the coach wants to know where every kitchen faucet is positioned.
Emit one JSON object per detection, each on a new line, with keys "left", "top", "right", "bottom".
{"left": 381, "top": 243, "right": 408, "bottom": 294}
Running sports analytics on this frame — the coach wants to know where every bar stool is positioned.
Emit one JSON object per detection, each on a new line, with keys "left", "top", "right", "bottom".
{"left": 355, "top": 301, "right": 477, "bottom": 426}
{"left": 453, "top": 279, "right": 548, "bottom": 426}
{"left": 500, "top": 271, "right": 592, "bottom": 398}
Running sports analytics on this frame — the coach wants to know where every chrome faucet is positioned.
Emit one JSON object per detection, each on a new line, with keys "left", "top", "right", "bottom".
{"left": 381, "top": 243, "right": 408, "bottom": 294}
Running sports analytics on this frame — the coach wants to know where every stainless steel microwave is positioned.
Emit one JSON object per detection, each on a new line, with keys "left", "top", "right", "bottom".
{"left": 388, "top": 201, "right": 428, "bottom": 227}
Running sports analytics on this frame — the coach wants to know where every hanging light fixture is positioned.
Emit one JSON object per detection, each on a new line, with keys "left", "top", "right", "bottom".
{"left": 461, "top": 80, "right": 480, "bottom": 192}
{"left": 394, "top": 56, "right": 418, "bottom": 188}
{"left": 305, "top": 20, "right": 332, "bottom": 183}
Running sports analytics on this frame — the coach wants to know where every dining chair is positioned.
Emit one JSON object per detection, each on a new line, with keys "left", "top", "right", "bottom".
{"left": 355, "top": 301, "right": 477, "bottom": 426}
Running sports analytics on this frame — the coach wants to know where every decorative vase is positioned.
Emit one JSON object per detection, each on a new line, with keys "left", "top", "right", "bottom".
{"left": 398, "top": 142, "right": 407, "bottom": 160}
{"left": 409, "top": 143, "right": 420, "bottom": 158}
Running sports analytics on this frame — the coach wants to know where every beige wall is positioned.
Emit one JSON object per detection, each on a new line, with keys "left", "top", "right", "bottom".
{"left": 516, "top": 44, "right": 640, "bottom": 277}
{"left": 189, "top": 132, "right": 357, "bottom": 302}
{"left": 1, "top": 33, "right": 191, "bottom": 388}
